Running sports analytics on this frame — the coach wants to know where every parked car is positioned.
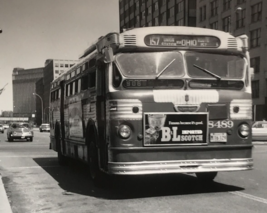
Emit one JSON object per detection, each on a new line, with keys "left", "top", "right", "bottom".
{"left": 252, "top": 121, "right": 267, "bottom": 141}
{"left": 0, "top": 124, "right": 4, "bottom": 133}
{"left": 7, "top": 122, "right": 33, "bottom": 142}
{"left": 3, "top": 124, "right": 9, "bottom": 129}
{"left": 39, "top": 123, "right": 50, "bottom": 132}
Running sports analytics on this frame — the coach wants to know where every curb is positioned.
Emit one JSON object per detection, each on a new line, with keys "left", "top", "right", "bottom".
{"left": 0, "top": 175, "right": 13, "bottom": 213}
{"left": 253, "top": 142, "right": 267, "bottom": 145}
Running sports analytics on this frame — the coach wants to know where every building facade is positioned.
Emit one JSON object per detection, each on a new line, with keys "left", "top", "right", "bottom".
{"left": 12, "top": 67, "right": 44, "bottom": 118}
{"left": 196, "top": 0, "right": 267, "bottom": 120}
{"left": 119, "top": 0, "right": 196, "bottom": 31}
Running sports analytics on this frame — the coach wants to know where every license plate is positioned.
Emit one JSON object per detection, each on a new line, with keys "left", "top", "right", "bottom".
{"left": 210, "top": 133, "right": 227, "bottom": 142}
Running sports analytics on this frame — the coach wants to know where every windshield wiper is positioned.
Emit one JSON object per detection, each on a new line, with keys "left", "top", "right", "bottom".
{"left": 193, "top": 64, "right": 221, "bottom": 80}
{"left": 155, "top": 59, "right": 176, "bottom": 80}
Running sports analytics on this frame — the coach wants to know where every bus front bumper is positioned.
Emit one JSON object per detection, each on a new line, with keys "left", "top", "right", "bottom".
{"left": 108, "top": 158, "right": 253, "bottom": 175}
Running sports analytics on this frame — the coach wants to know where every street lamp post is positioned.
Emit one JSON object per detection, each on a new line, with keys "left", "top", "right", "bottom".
{"left": 44, "top": 107, "right": 50, "bottom": 123}
{"left": 33, "top": 92, "right": 43, "bottom": 124}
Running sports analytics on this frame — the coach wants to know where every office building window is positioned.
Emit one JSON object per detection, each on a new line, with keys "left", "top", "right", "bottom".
{"left": 237, "top": 0, "right": 245, "bottom": 4}
{"left": 55, "top": 63, "right": 59, "bottom": 67}
{"left": 223, "top": 0, "right": 231, "bottom": 11}
{"left": 154, "top": 17, "right": 159, "bottom": 26}
{"left": 250, "top": 57, "right": 260, "bottom": 74}
{"left": 154, "top": 1, "right": 159, "bottom": 11}
{"left": 148, "top": 5, "right": 152, "bottom": 14}
{"left": 177, "top": 18, "right": 184, "bottom": 26}
{"left": 160, "top": 12, "right": 167, "bottom": 25}
{"left": 210, "top": 21, "right": 218, "bottom": 30}
{"left": 252, "top": 80, "right": 259, "bottom": 98}
{"left": 236, "top": 9, "right": 245, "bottom": 29}
{"left": 135, "top": 0, "right": 139, "bottom": 10}
{"left": 251, "top": 2, "right": 262, "bottom": 23}
{"left": 199, "top": 5, "right": 206, "bottom": 22}
{"left": 168, "top": 6, "right": 175, "bottom": 19}
{"left": 177, "top": 1, "right": 184, "bottom": 12}
{"left": 222, "top": 16, "right": 231, "bottom": 32}
{"left": 250, "top": 28, "right": 261, "bottom": 48}
{"left": 142, "top": 10, "right": 146, "bottom": 20}
{"left": 210, "top": 0, "right": 218, "bottom": 17}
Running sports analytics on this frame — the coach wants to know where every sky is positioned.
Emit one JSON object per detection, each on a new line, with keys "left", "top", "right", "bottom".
{"left": 0, "top": 0, "right": 119, "bottom": 112}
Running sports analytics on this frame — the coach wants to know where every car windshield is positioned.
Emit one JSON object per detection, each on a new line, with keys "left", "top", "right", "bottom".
{"left": 253, "top": 122, "right": 267, "bottom": 128}
{"left": 185, "top": 52, "right": 246, "bottom": 79}
{"left": 116, "top": 52, "right": 184, "bottom": 78}
{"left": 42, "top": 124, "right": 49, "bottom": 127}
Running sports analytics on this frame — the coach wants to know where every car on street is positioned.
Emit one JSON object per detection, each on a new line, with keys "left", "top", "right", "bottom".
{"left": 0, "top": 124, "right": 4, "bottom": 133}
{"left": 252, "top": 121, "right": 267, "bottom": 141}
{"left": 39, "top": 123, "right": 50, "bottom": 132}
{"left": 6, "top": 122, "right": 34, "bottom": 142}
{"left": 3, "top": 124, "right": 9, "bottom": 129}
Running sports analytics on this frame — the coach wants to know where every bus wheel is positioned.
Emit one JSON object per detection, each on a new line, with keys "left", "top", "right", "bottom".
{"left": 196, "top": 172, "right": 217, "bottom": 183}
{"left": 88, "top": 141, "right": 104, "bottom": 186}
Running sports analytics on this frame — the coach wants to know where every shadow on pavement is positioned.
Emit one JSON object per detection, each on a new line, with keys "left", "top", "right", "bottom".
{"left": 33, "top": 157, "right": 244, "bottom": 200}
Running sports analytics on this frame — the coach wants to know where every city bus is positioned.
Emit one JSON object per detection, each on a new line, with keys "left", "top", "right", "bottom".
{"left": 49, "top": 26, "right": 253, "bottom": 184}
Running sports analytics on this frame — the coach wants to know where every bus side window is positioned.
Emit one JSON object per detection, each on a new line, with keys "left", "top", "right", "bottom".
{"left": 65, "top": 85, "right": 68, "bottom": 97}
{"left": 89, "top": 70, "right": 96, "bottom": 88}
{"left": 72, "top": 81, "right": 76, "bottom": 95}
{"left": 78, "top": 79, "right": 81, "bottom": 93}
{"left": 81, "top": 74, "right": 89, "bottom": 90}
{"left": 58, "top": 89, "right": 61, "bottom": 99}
{"left": 75, "top": 79, "right": 79, "bottom": 93}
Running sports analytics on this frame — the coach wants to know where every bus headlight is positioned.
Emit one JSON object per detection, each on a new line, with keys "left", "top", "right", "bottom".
{"left": 238, "top": 123, "right": 249, "bottom": 138}
{"left": 118, "top": 125, "right": 131, "bottom": 139}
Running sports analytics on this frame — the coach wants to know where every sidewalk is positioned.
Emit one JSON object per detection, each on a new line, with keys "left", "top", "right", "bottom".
{"left": 0, "top": 175, "right": 13, "bottom": 213}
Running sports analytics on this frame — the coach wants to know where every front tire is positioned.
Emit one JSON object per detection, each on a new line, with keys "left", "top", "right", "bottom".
{"left": 196, "top": 172, "right": 217, "bottom": 183}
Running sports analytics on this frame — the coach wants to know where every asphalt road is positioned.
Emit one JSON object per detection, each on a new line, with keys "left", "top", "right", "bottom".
{"left": 0, "top": 129, "right": 267, "bottom": 213}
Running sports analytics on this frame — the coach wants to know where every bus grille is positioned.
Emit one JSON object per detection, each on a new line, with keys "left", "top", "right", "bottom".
{"left": 123, "top": 35, "right": 136, "bottom": 46}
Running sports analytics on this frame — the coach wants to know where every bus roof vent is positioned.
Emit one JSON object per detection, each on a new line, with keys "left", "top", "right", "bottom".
{"left": 123, "top": 35, "right": 136, "bottom": 46}
{"left": 227, "top": 38, "right": 237, "bottom": 49}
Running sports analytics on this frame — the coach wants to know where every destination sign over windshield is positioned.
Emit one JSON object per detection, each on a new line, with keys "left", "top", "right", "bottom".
{"left": 144, "top": 35, "right": 220, "bottom": 48}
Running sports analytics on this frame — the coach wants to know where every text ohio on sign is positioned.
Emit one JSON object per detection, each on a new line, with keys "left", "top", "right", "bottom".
{"left": 144, "top": 35, "right": 220, "bottom": 48}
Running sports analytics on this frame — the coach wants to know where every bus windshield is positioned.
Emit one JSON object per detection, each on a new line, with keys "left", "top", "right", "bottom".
{"left": 116, "top": 52, "right": 184, "bottom": 78}
{"left": 185, "top": 52, "right": 245, "bottom": 79}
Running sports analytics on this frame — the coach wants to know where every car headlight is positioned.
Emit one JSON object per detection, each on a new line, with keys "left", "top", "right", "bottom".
{"left": 238, "top": 123, "right": 250, "bottom": 138}
{"left": 118, "top": 125, "right": 131, "bottom": 139}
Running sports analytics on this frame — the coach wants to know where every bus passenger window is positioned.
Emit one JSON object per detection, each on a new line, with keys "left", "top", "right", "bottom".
{"left": 66, "top": 85, "right": 68, "bottom": 97}
{"left": 70, "top": 82, "right": 73, "bottom": 95}
{"left": 89, "top": 71, "right": 96, "bottom": 88}
{"left": 55, "top": 90, "right": 58, "bottom": 100}
{"left": 68, "top": 84, "right": 71, "bottom": 96}
{"left": 72, "top": 81, "right": 76, "bottom": 95}
{"left": 78, "top": 79, "right": 81, "bottom": 93}
{"left": 81, "top": 74, "right": 89, "bottom": 90}
{"left": 75, "top": 80, "right": 79, "bottom": 93}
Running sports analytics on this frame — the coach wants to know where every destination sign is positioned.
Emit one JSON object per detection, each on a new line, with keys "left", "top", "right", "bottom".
{"left": 144, "top": 35, "right": 220, "bottom": 48}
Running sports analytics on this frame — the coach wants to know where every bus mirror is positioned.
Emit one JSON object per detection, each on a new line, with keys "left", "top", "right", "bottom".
{"left": 104, "top": 47, "right": 114, "bottom": 63}
{"left": 250, "top": 67, "right": 254, "bottom": 80}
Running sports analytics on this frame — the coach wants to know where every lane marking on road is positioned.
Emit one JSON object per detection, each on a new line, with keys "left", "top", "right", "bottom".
{"left": 0, "top": 154, "right": 56, "bottom": 158}
{"left": 230, "top": 191, "right": 267, "bottom": 205}
{"left": 7, "top": 165, "right": 60, "bottom": 169}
